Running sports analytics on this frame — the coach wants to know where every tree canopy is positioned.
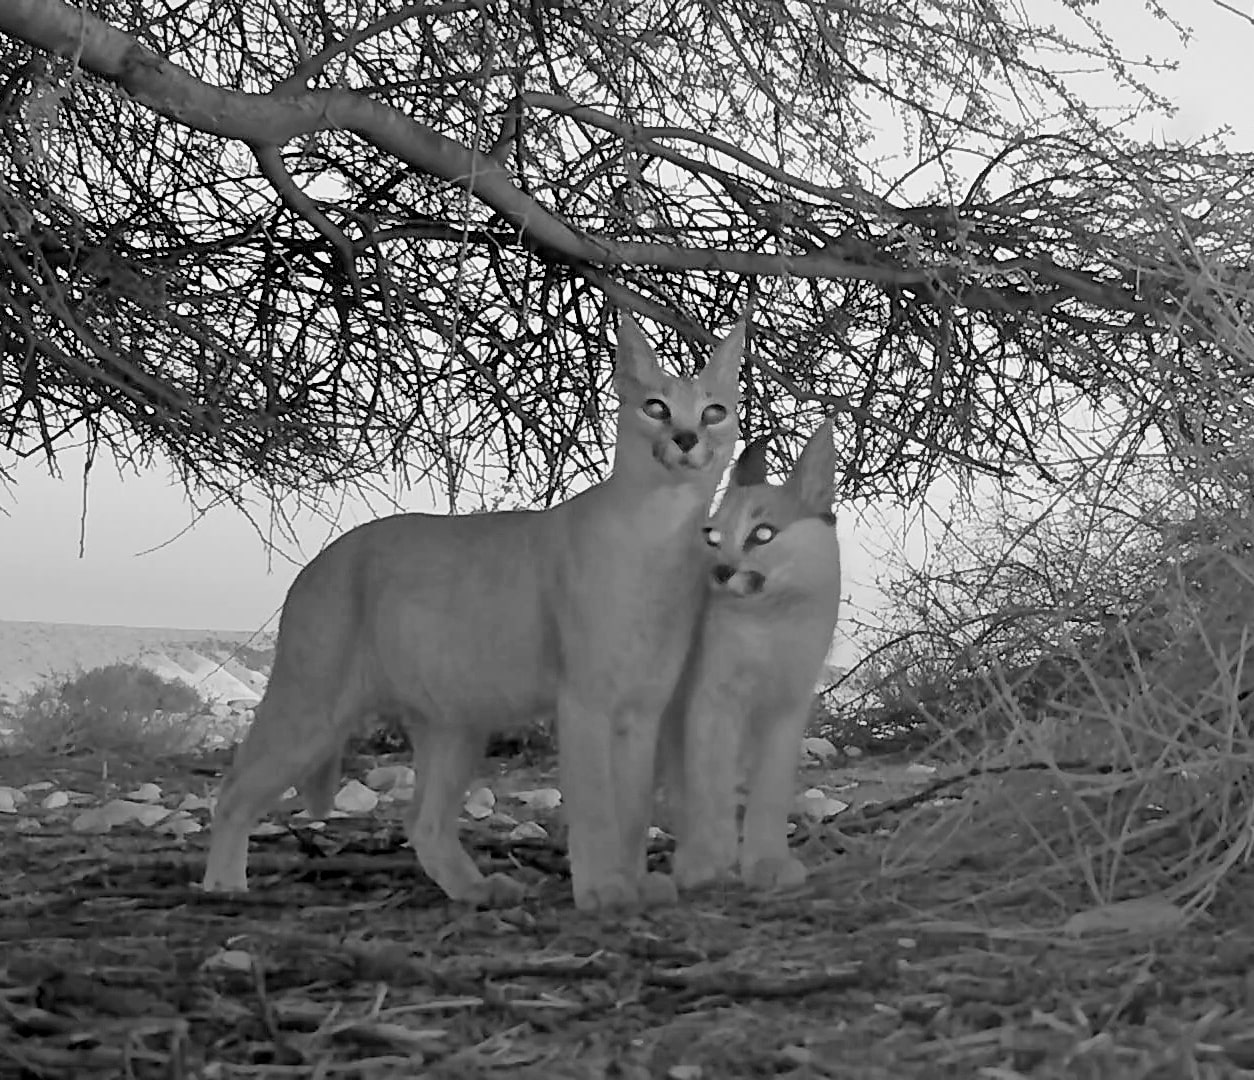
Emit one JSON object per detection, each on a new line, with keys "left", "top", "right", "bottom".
{"left": 1, "top": 0, "right": 1251, "bottom": 508}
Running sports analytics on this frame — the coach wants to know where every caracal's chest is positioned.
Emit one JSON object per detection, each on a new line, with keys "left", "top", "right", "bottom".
{"left": 707, "top": 599, "right": 835, "bottom": 706}
{"left": 560, "top": 485, "right": 709, "bottom": 656}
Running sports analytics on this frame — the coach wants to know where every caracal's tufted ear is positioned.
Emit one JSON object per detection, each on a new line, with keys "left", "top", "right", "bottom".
{"left": 784, "top": 420, "right": 837, "bottom": 516}
{"left": 614, "top": 312, "right": 666, "bottom": 391}
{"left": 697, "top": 320, "right": 745, "bottom": 393}
{"left": 731, "top": 435, "right": 773, "bottom": 488}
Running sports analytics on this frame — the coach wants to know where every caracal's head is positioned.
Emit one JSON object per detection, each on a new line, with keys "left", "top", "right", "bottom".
{"left": 701, "top": 420, "right": 841, "bottom": 601}
{"left": 611, "top": 313, "right": 743, "bottom": 483}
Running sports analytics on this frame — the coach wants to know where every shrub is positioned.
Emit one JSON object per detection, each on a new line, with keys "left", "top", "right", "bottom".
{"left": 4, "top": 662, "right": 210, "bottom": 757}
{"left": 841, "top": 435, "right": 1254, "bottom": 912}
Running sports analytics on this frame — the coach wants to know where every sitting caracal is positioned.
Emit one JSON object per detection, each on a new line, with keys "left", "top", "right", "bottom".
{"left": 663, "top": 421, "right": 841, "bottom": 893}
{"left": 201, "top": 314, "right": 744, "bottom": 912}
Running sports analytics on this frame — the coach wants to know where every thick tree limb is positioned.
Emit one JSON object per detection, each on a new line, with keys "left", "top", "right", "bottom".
{"left": 0, "top": 0, "right": 1163, "bottom": 333}
{"left": 0, "top": 0, "right": 596, "bottom": 261}
{"left": 0, "top": 0, "right": 1147, "bottom": 321}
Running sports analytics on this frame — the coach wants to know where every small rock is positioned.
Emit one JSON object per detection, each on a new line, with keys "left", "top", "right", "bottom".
{"left": 463, "top": 786, "right": 495, "bottom": 820}
{"left": 157, "top": 813, "right": 204, "bottom": 838}
{"left": 202, "top": 949, "right": 255, "bottom": 973}
{"left": 333, "top": 779, "right": 379, "bottom": 814}
{"left": 802, "top": 736, "right": 839, "bottom": 762}
{"left": 126, "top": 782, "right": 163, "bottom": 803}
{"left": 512, "top": 787, "right": 562, "bottom": 811}
{"left": 796, "top": 788, "right": 849, "bottom": 821}
{"left": 365, "top": 764, "right": 415, "bottom": 791}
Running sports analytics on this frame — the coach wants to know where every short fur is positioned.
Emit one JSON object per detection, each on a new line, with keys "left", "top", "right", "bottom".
{"left": 662, "top": 421, "right": 842, "bottom": 892}
{"left": 201, "top": 315, "right": 743, "bottom": 912}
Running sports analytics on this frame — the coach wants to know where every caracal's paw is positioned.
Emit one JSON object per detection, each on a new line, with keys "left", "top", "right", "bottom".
{"left": 201, "top": 843, "right": 250, "bottom": 893}
{"left": 572, "top": 871, "right": 678, "bottom": 912}
{"left": 742, "top": 853, "right": 808, "bottom": 893}
{"left": 640, "top": 871, "right": 679, "bottom": 907}
{"left": 572, "top": 871, "right": 644, "bottom": 913}
{"left": 672, "top": 844, "right": 738, "bottom": 892}
{"left": 200, "top": 871, "right": 249, "bottom": 894}
{"left": 462, "top": 872, "right": 530, "bottom": 908}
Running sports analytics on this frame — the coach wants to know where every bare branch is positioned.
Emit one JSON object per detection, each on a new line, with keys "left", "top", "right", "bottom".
{"left": 251, "top": 141, "right": 360, "bottom": 291}
{"left": 276, "top": 1, "right": 488, "bottom": 92}
{"left": 0, "top": 0, "right": 1246, "bottom": 510}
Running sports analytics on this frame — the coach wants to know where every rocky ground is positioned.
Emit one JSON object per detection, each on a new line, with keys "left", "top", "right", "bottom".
{"left": 4, "top": 743, "right": 1254, "bottom": 1079}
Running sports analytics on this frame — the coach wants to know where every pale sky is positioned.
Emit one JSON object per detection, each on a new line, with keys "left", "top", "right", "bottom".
{"left": 1, "top": 1, "right": 1250, "bottom": 666}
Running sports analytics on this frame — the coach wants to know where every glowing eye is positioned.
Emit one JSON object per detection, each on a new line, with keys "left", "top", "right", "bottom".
{"left": 702, "top": 526, "right": 722, "bottom": 547}
{"left": 701, "top": 403, "right": 728, "bottom": 425}
{"left": 748, "top": 523, "right": 777, "bottom": 545}
{"left": 643, "top": 399, "right": 670, "bottom": 421}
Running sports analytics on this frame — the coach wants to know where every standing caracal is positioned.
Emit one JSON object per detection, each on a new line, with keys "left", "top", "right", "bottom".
{"left": 663, "top": 421, "right": 842, "bottom": 893}
{"left": 201, "top": 314, "right": 744, "bottom": 912}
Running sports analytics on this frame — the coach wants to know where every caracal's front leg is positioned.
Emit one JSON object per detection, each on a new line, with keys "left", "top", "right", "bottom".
{"left": 557, "top": 685, "right": 640, "bottom": 912}
{"left": 739, "top": 702, "right": 810, "bottom": 892}
{"left": 671, "top": 686, "right": 742, "bottom": 892}
{"left": 610, "top": 696, "right": 679, "bottom": 908}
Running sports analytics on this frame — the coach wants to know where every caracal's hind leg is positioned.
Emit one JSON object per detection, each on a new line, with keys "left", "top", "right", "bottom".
{"left": 202, "top": 684, "right": 348, "bottom": 892}
{"left": 739, "top": 702, "right": 810, "bottom": 893}
{"left": 671, "top": 689, "right": 742, "bottom": 893}
{"left": 298, "top": 752, "right": 344, "bottom": 820}
{"left": 402, "top": 719, "right": 526, "bottom": 907}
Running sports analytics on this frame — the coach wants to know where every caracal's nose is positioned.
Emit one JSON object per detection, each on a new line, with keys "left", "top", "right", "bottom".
{"left": 672, "top": 430, "right": 698, "bottom": 452}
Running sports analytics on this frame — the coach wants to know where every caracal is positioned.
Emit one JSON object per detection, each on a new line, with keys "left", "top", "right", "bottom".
{"left": 201, "top": 314, "right": 743, "bottom": 912}
{"left": 663, "top": 421, "right": 841, "bottom": 893}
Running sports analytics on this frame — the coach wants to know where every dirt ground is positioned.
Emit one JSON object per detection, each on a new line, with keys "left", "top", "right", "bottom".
{"left": 4, "top": 748, "right": 1254, "bottom": 1079}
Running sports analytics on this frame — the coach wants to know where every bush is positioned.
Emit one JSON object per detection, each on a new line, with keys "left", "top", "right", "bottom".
{"left": 4, "top": 662, "right": 210, "bottom": 757}
{"left": 841, "top": 439, "right": 1254, "bottom": 912}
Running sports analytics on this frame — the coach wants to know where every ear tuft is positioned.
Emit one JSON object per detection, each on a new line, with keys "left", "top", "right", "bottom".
{"left": 786, "top": 419, "right": 837, "bottom": 514}
{"left": 732, "top": 435, "right": 772, "bottom": 487}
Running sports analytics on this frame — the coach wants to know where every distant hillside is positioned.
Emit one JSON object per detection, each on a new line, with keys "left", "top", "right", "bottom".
{"left": 0, "top": 620, "right": 276, "bottom": 707}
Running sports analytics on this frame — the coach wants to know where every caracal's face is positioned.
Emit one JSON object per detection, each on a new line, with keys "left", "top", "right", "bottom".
{"left": 632, "top": 378, "right": 738, "bottom": 474}
{"left": 613, "top": 315, "right": 743, "bottom": 479}
{"left": 702, "top": 483, "right": 838, "bottom": 599}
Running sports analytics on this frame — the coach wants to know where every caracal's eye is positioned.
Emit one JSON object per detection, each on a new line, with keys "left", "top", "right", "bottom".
{"left": 701, "top": 403, "right": 728, "bottom": 425}
{"left": 642, "top": 398, "right": 671, "bottom": 421}
{"left": 702, "top": 526, "right": 722, "bottom": 548}
{"left": 748, "top": 523, "right": 777, "bottom": 546}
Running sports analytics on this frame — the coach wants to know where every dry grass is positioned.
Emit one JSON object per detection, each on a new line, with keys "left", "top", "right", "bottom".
{"left": 927, "top": 538, "right": 1252, "bottom": 900}
{"left": 6, "top": 743, "right": 1254, "bottom": 1079}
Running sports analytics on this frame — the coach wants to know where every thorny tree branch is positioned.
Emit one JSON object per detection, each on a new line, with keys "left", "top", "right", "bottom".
{"left": 0, "top": 0, "right": 1249, "bottom": 508}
